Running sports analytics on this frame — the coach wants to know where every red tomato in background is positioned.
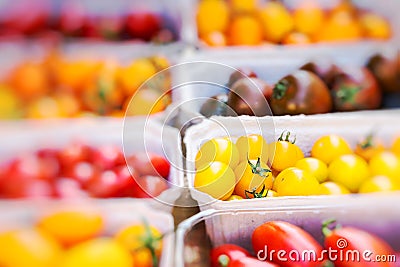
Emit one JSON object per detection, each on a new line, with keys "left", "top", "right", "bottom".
{"left": 126, "top": 152, "right": 170, "bottom": 179}
{"left": 8, "top": 154, "right": 59, "bottom": 182}
{"left": 252, "top": 221, "right": 324, "bottom": 267}
{"left": 123, "top": 175, "right": 169, "bottom": 198}
{"left": 57, "top": 1, "right": 86, "bottom": 36}
{"left": 58, "top": 142, "right": 92, "bottom": 169}
{"left": 91, "top": 145, "right": 125, "bottom": 170}
{"left": 210, "top": 244, "right": 250, "bottom": 267}
{"left": 323, "top": 222, "right": 395, "bottom": 267}
{"left": 53, "top": 178, "right": 88, "bottom": 199}
{"left": 126, "top": 12, "right": 162, "bottom": 41}
{"left": 65, "top": 161, "right": 101, "bottom": 187}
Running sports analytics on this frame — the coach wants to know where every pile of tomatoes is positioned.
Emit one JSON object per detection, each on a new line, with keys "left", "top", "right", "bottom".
{"left": 197, "top": 0, "right": 392, "bottom": 47}
{"left": 0, "top": 141, "right": 170, "bottom": 199}
{"left": 0, "top": 0, "right": 178, "bottom": 43}
{"left": 194, "top": 132, "right": 400, "bottom": 200}
{"left": 201, "top": 52, "right": 400, "bottom": 117}
{"left": 0, "top": 51, "right": 171, "bottom": 119}
{"left": 0, "top": 209, "right": 164, "bottom": 267}
{"left": 211, "top": 220, "right": 398, "bottom": 267}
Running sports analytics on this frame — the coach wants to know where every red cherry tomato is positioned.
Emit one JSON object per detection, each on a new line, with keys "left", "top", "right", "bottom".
{"left": 210, "top": 244, "right": 250, "bottom": 267}
{"left": 3, "top": 179, "right": 54, "bottom": 199}
{"left": 85, "top": 170, "right": 120, "bottom": 198}
{"left": 65, "top": 161, "right": 101, "bottom": 187}
{"left": 58, "top": 142, "right": 92, "bottom": 168}
{"left": 252, "top": 221, "right": 324, "bottom": 267}
{"left": 230, "top": 257, "right": 278, "bottom": 267}
{"left": 90, "top": 145, "right": 124, "bottom": 170}
{"left": 8, "top": 154, "right": 58, "bottom": 182}
{"left": 127, "top": 152, "right": 170, "bottom": 179}
{"left": 323, "top": 220, "right": 395, "bottom": 267}
{"left": 53, "top": 178, "right": 88, "bottom": 199}
{"left": 126, "top": 12, "right": 162, "bottom": 41}
{"left": 126, "top": 175, "right": 169, "bottom": 198}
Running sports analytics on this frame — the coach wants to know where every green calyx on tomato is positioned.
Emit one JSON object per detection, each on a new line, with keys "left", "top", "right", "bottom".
{"left": 278, "top": 130, "right": 296, "bottom": 144}
{"left": 359, "top": 133, "right": 375, "bottom": 149}
{"left": 248, "top": 157, "right": 271, "bottom": 178}
{"left": 139, "top": 219, "right": 163, "bottom": 267}
{"left": 245, "top": 184, "right": 270, "bottom": 199}
{"left": 336, "top": 84, "right": 362, "bottom": 104}
{"left": 218, "top": 254, "right": 230, "bottom": 267}
{"left": 321, "top": 218, "right": 341, "bottom": 237}
{"left": 272, "top": 79, "right": 289, "bottom": 100}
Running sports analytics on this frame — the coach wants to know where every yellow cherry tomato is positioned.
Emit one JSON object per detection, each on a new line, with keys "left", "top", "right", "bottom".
{"left": 269, "top": 141, "right": 304, "bottom": 172}
{"left": 115, "top": 224, "right": 162, "bottom": 267}
{"left": 273, "top": 167, "right": 320, "bottom": 196}
{"left": 354, "top": 134, "right": 385, "bottom": 162}
{"left": 328, "top": 154, "right": 370, "bottom": 192}
{"left": 195, "top": 138, "right": 239, "bottom": 171}
{"left": 391, "top": 136, "right": 400, "bottom": 156}
{"left": 295, "top": 157, "right": 328, "bottom": 183}
{"left": 194, "top": 161, "right": 236, "bottom": 200}
{"left": 359, "top": 175, "right": 400, "bottom": 194}
{"left": 233, "top": 159, "right": 273, "bottom": 199}
{"left": 0, "top": 229, "right": 62, "bottom": 267}
{"left": 319, "top": 181, "right": 351, "bottom": 195}
{"left": 369, "top": 152, "right": 400, "bottom": 179}
{"left": 236, "top": 134, "right": 269, "bottom": 163}
{"left": 37, "top": 210, "right": 104, "bottom": 247}
{"left": 61, "top": 238, "right": 132, "bottom": 267}
{"left": 311, "top": 135, "right": 352, "bottom": 164}
{"left": 226, "top": 194, "right": 243, "bottom": 201}
{"left": 197, "top": 0, "right": 230, "bottom": 36}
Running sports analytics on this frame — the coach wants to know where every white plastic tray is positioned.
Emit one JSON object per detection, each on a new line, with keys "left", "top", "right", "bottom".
{"left": 183, "top": 110, "right": 400, "bottom": 209}
{"left": 0, "top": 116, "right": 185, "bottom": 200}
{"left": 176, "top": 193, "right": 400, "bottom": 267}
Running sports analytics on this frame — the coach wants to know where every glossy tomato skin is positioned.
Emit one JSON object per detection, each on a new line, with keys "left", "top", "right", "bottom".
{"left": 90, "top": 145, "right": 125, "bottom": 170}
{"left": 252, "top": 221, "right": 323, "bottom": 267}
{"left": 227, "top": 78, "right": 272, "bottom": 117}
{"left": 330, "top": 66, "right": 382, "bottom": 111}
{"left": 366, "top": 53, "right": 400, "bottom": 93}
{"left": 210, "top": 244, "right": 250, "bottom": 267}
{"left": 230, "top": 256, "right": 278, "bottom": 267}
{"left": 227, "top": 68, "right": 258, "bottom": 88}
{"left": 271, "top": 70, "right": 332, "bottom": 115}
{"left": 324, "top": 227, "right": 395, "bottom": 267}
{"left": 128, "top": 175, "right": 169, "bottom": 198}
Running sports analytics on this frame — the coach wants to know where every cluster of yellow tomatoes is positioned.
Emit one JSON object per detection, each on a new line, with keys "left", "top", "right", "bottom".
{"left": 0, "top": 209, "right": 163, "bottom": 267}
{"left": 194, "top": 132, "right": 400, "bottom": 200}
{"left": 196, "top": 0, "right": 392, "bottom": 47}
{"left": 0, "top": 51, "right": 170, "bottom": 119}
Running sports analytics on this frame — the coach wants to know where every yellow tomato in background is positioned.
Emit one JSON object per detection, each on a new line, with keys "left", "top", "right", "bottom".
{"left": 61, "top": 238, "right": 132, "bottom": 267}
{"left": 391, "top": 137, "right": 400, "bottom": 156}
{"left": 0, "top": 85, "right": 22, "bottom": 119}
{"left": 354, "top": 134, "right": 385, "bottom": 162}
{"left": 295, "top": 157, "right": 328, "bottom": 183}
{"left": 230, "top": 0, "right": 257, "bottom": 13}
{"left": 117, "top": 59, "right": 157, "bottom": 96}
{"left": 124, "top": 88, "right": 170, "bottom": 116}
{"left": 319, "top": 181, "right": 350, "bottom": 195}
{"left": 233, "top": 159, "right": 273, "bottom": 198}
{"left": 226, "top": 194, "right": 243, "bottom": 201}
{"left": 195, "top": 138, "right": 239, "bottom": 171}
{"left": 359, "top": 12, "right": 391, "bottom": 40}
{"left": 273, "top": 167, "right": 320, "bottom": 196}
{"left": 194, "top": 161, "right": 236, "bottom": 200}
{"left": 269, "top": 141, "right": 304, "bottom": 172}
{"left": 359, "top": 175, "right": 400, "bottom": 194}
{"left": 328, "top": 154, "right": 370, "bottom": 192}
{"left": 258, "top": 1, "right": 294, "bottom": 43}
{"left": 236, "top": 134, "right": 269, "bottom": 163}
{"left": 293, "top": 2, "right": 325, "bottom": 36}
{"left": 311, "top": 135, "right": 352, "bottom": 164}
{"left": 227, "top": 15, "right": 263, "bottom": 46}
{"left": 115, "top": 224, "right": 162, "bottom": 267}
{"left": 369, "top": 152, "right": 400, "bottom": 179}
{"left": 0, "top": 229, "right": 62, "bottom": 267}
{"left": 37, "top": 210, "right": 104, "bottom": 247}
{"left": 197, "top": 0, "right": 230, "bottom": 36}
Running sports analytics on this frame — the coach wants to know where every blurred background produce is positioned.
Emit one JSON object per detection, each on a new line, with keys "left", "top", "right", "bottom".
{"left": 196, "top": 0, "right": 393, "bottom": 47}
